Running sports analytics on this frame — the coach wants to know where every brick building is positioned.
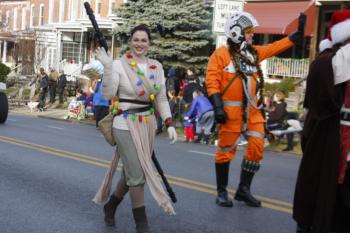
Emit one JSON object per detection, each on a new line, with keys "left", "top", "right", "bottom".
{"left": 0, "top": 0, "right": 125, "bottom": 76}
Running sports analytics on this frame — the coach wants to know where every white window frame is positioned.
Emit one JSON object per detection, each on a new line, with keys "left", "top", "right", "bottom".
{"left": 30, "top": 4, "right": 34, "bottom": 28}
{"left": 80, "top": 0, "right": 86, "bottom": 18}
{"left": 48, "top": 0, "right": 54, "bottom": 24}
{"left": 13, "top": 7, "right": 18, "bottom": 31}
{"left": 108, "top": 0, "right": 113, "bottom": 16}
{"left": 39, "top": 4, "right": 44, "bottom": 26}
{"left": 6, "top": 10, "right": 10, "bottom": 31}
{"left": 70, "top": 0, "right": 77, "bottom": 21}
{"left": 59, "top": 0, "right": 65, "bottom": 23}
{"left": 95, "top": 0, "right": 102, "bottom": 16}
{"left": 22, "top": 7, "right": 27, "bottom": 30}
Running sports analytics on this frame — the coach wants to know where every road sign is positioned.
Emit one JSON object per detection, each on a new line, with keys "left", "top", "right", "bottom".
{"left": 213, "top": 0, "right": 244, "bottom": 33}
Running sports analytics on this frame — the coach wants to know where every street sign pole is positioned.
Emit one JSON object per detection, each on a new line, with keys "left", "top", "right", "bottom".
{"left": 213, "top": 0, "right": 245, "bottom": 48}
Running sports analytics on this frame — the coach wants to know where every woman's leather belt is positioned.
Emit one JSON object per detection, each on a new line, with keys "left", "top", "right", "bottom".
{"left": 116, "top": 98, "right": 153, "bottom": 115}
{"left": 119, "top": 98, "right": 152, "bottom": 106}
{"left": 117, "top": 106, "right": 152, "bottom": 115}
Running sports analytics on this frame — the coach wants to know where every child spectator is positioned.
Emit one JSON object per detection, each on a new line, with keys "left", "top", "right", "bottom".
{"left": 183, "top": 113, "right": 195, "bottom": 143}
{"left": 185, "top": 89, "right": 214, "bottom": 144}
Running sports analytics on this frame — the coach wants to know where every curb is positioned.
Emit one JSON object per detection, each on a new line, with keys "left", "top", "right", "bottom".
{"left": 37, "top": 115, "right": 95, "bottom": 126}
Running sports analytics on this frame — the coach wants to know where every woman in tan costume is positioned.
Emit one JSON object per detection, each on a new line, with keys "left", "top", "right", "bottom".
{"left": 93, "top": 24, "right": 177, "bottom": 233}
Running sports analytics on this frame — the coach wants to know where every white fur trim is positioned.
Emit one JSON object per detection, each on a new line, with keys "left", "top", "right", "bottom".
{"left": 319, "top": 39, "right": 332, "bottom": 52}
{"left": 331, "top": 19, "right": 350, "bottom": 45}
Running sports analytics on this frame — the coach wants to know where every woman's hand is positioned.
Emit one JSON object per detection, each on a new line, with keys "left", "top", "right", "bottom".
{"left": 95, "top": 47, "right": 113, "bottom": 68}
{"left": 167, "top": 126, "right": 177, "bottom": 144}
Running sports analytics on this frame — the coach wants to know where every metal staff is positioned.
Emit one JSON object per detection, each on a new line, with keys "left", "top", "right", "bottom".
{"left": 84, "top": 2, "right": 177, "bottom": 204}
{"left": 152, "top": 151, "right": 177, "bottom": 203}
{"left": 84, "top": 2, "right": 109, "bottom": 52}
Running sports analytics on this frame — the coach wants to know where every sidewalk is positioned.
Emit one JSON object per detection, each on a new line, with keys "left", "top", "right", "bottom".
{"left": 10, "top": 105, "right": 94, "bottom": 125}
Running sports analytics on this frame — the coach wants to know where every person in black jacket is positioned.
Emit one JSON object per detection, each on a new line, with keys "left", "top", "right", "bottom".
{"left": 266, "top": 92, "right": 296, "bottom": 151}
{"left": 57, "top": 70, "right": 67, "bottom": 104}
{"left": 37, "top": 68, "right": 49, "bottom": 111}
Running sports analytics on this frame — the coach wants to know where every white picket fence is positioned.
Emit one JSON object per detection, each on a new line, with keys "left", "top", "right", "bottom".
{"left": 266, "top": 57, "right": 310, "bottom": 78}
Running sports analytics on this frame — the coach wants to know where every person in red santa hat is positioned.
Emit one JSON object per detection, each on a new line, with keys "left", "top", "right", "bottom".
{"left": 293, "top": 9, "right": 350, "bottom": 233}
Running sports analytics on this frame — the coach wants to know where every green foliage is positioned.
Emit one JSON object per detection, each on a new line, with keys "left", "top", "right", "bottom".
{"left": 114, "top": 0, "right": 213, "bottom": 69}
{"left": 265, "top": 77, "right": 296, "bottom": 97}
{"left": 23, "top": 88, "right": 31, "bottom": 96}
{"left": 0, "top": 63, "right": 11, "bottom": 83}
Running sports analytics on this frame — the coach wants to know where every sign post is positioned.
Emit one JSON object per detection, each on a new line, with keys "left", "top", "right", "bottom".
{"left": 213, "top": 0, "right": 245, "bottom": 48}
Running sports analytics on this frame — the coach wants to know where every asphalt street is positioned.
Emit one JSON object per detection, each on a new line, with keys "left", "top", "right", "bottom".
{"left": 0, "top": 113, "right": 301, "bottom": 233}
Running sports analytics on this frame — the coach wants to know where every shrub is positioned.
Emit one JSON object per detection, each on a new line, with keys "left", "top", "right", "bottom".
{"left": 265, "top": 77, "right": 296, "bottom": 98}
{"left": 0, "top": 63, "right": 11, "bottom": 83}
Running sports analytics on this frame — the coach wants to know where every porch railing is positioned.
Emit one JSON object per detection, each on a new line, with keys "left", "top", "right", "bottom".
{"left": 266, "top": 57, "right": 310, "bottom": 78}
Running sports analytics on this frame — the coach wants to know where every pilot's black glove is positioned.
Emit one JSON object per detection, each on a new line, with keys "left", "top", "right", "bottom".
{"left": 209, "top": 93, "right": 227, "bottom": 124}
{"left": 289, "top": 31, "right": 303, "bottom": 44}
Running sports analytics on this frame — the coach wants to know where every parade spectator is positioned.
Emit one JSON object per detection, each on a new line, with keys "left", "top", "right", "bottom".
{"left": 165, "top": 67, "right": 178, "bottom": 95}
{"left": 83, "top": 61, "right": 110, "bottom": 127}
{"left": 57, "top": 70, "right": 67, "bottom": 105}
{"left": 168, "top": 89, "right": 178, "bottom": 121}
{"left": 76, "top": 89, "right": 87, "bottom": 102}
{"left": 183, "top": 67, "right": 204, "bottom": 104}
{"left": 94, "top": 24, "right": 177, "bottom": 233}
{"left": 266, "top": 92, "right": 299, "bottom": 151}
{"left": 185, "top": 89, "right": 214, "bottom": 144}
{"left": 48, "top": 67, "right": 58, "bottom": 104}
{"left": 37, "top": 68, "right": 49, "bottom": 111}
{"left": 93, "top": 79, "right": 110, "bottom": 127}
{"left": 183, "top": 113, "right": 195, "bottom": 143}
{"left": 266, "top": 92, "right": 288, "bottom": 130}
{"left": 177, "top": 90, "right": 186, "bottom": 128}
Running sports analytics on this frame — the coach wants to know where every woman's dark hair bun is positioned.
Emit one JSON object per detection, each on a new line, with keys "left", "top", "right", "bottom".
{"left": 131, "top": 24, "right": 151, "bottom": 41}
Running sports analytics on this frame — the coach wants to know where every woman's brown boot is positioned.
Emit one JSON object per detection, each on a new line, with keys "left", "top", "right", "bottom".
{"left": 132, "top": 206, "right": 152, "bottom": 233}
{"left": 103, "top": 195, "right": 123, "bottom": 226}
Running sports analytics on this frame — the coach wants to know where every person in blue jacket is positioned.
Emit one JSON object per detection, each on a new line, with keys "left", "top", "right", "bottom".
{"left": 83, "top": 60, "right": 110, "bottom": 127}
{"left": 185, "top": 89, "right": 214, "bottom": 144}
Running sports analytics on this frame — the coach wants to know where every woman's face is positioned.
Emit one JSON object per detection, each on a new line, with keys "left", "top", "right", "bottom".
{"left": 244, "top": 27, "right": 254, "bottom": 45}
{"left": 130, "top": 30, "right": 150, "bottom": 57}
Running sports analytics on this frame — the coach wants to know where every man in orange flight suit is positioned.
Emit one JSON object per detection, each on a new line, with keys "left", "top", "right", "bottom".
{"left": 206, "top": 11, "right": 302, "bottom": 207}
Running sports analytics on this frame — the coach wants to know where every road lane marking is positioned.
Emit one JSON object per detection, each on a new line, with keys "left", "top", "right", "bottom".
{"left": 165, "top": 174, "right": 293, "bottom": 208}
{"left": 0, "top": 135, "right": 110, "bottom": 165}
{"left": 0, "top": 135, "right": 293, "bottom": 214}
{"left": 188, "top": 150, "right": 215, "bottom": 157}
{"left": 47, "top": 125, "right": 64, "bottom": 130}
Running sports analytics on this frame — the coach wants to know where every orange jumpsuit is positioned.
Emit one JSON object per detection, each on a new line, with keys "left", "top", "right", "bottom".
{"left": 206, "top": 37, "right": 294, "bottom": 164}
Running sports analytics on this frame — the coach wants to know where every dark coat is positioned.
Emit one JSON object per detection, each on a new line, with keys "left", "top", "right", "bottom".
{"left": 169, "top": 97, "right": 178, "bottom": 120}
{"left": 293, "top": 48, "right": 345, "bottom": 233}
{"left": 39, "top": 74, "right": 49, "bottom": 91}
{"left": 267, "top": 101, "right": 288, "bottom": 126}
{"left": 57, "top": 74, "right": 67, "bottom": 89}
{"left": 183, "top": 81, "right": 204, "bottom": 104}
